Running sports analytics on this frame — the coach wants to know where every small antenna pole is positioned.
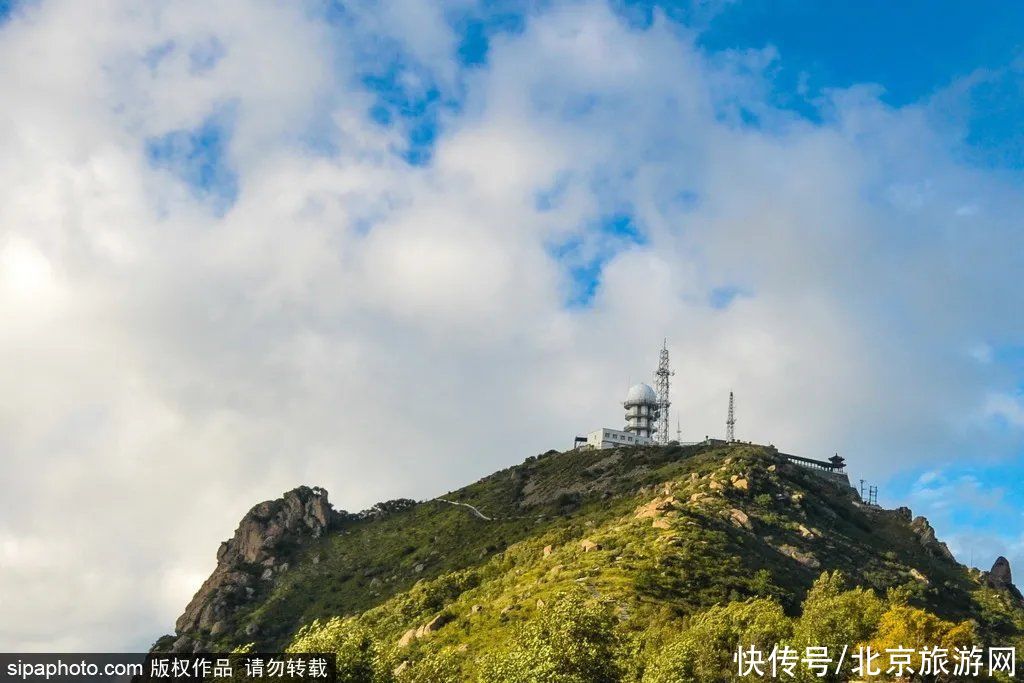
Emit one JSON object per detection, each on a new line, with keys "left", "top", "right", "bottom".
{"left": 653, "top": 339, "right": 674, "bottom": 445}
{"left": 726, "top": 391, "right": 736, "bottom": 442}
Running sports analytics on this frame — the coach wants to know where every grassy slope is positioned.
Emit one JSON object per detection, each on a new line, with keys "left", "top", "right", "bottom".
{"left": 204, "top": 442, "right": 1011, "bottom": 660}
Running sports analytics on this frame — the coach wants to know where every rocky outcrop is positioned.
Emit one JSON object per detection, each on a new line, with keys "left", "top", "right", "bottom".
{"left": 416, "top": 612, "right": 454, "bottom": 637}
{"left": 398, "top": 612, "right": 454, "bottom": 647}
{"left": 983, "top": 556, "right": 1024, "bottom": 603}
{"left": 797, "top": 524, "right": 818, "bottom": 539}
{"left": 990, "top": 556, "right": 1013, "bottom": 585}
{"left": 635, "top": 496, "right": 676, "bottom": 519}
{"left": 909, "top": 516, "right": 956, "bottom": 562}
{"left": 167, "top": 486, "right": 343, "bottom": 652}
{"left": 727, "top": 508, "right": 752, "bottom": 530}
{"left": 777, "top": 544, "right": 820, "bottom": 569}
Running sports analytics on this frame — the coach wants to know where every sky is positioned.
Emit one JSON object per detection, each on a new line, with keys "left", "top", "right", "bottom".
{"left": 0, "top": 0, "right": 1023, "bottom": 651}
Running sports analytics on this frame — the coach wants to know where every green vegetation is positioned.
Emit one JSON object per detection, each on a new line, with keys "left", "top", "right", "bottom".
{"left": 643, "top": 597, "right": 791, "bottom": 682}
{"left": 183, "top": 443, "right": 1024, "bottom": 681}
{"left": 282, "top": 573, "right": 1007, "bottom": 682}
{"left": 479, "top": 588, "right": 622, "bottom": 683}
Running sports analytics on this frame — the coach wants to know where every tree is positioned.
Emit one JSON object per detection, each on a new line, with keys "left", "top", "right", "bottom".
{"left": 479, "top": 589, "right": 623, "bottom": 683}
{"left": 791, "top": 571, "right": 886, "bottom": 682}
{"left": 289, "top": 617, "right": 385, "bottom": 683}
{"left": 394, "top": 647, "right": 462, "bottom": 683}
{"left": 869, "top": 605, "right": 976, "bottom": 679}
{"left": 643, "top": 598, "right": 792, "bottom": 683}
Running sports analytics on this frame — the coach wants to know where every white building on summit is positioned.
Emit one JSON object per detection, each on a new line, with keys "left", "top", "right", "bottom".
{"left": 572, "top": 343, "right": 674, "bottom": 450}
{"left": 624, "top": 382, "right": 659, "bottom": 439}
{"left": 584, "top": 427, "right": 650, "bottom": 449}
{"left": 583, "top": 382, "right": 659, "bottom": 449}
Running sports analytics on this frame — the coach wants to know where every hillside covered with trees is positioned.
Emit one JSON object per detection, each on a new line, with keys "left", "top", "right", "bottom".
{"left": 155, "top": 443, "right": 1024, "bottom": 681}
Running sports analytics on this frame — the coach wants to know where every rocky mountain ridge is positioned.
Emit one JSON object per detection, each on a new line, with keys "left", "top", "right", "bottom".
{"left": 164, "top": 486, "right": 342, "bottom": 652}
{"left": 154, "top": 442, "right": 1024, "bottom": 674}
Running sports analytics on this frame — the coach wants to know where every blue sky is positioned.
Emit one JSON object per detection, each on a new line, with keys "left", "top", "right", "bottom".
{"left": 134, "top": 0, "right": 1023, "bottom": 566}
{"left": 341, "top": 0, "right": 1024, "bottom": 173}
{"left": 340, "top": 0, "right": 1021, "bottom": 568}
{"left": 699, "top": 1, "right": 1024, "bottom": 104}
{"left": 2, "top": 0, "right": 1024, "bottom": 650}
{"left": 697, "top": 0, "right": 1024, "bottom": 171}
{"left": 673, "top": 0, "right": 1024, "bottom": 560}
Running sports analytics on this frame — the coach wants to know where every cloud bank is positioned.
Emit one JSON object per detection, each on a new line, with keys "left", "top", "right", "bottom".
{"left": 1, "top": 0, "right": 1022, "bottom": 650}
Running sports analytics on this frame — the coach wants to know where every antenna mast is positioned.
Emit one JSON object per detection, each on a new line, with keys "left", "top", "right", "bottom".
{"left": 653, "top": 339, "right": 674, "bottom": 445}
{"left": 726, "top": 391, "right": 736, "bottom": 442}
{"left": 676, "top": 416, "right": 681, "bottom": 443}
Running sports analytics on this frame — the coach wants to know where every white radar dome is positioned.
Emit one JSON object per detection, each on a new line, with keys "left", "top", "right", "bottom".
{"left": 624, "top": 382, "right": 658, "bottom": 405}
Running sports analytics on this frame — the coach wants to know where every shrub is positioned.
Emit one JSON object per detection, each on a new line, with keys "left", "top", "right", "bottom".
{"left": 791, "top": 571, "right": 885, "bottom": 682}
{"left": 643, "top": 598, "right": 791, "bottom": 683}
{"left": 288, "top": 617, "right": 384, "bottom": 683}
{"left": 394, "top": 647, "right": 462, "bottom": 683}
{"left": 479, "top": 589, "right": 623, "bottom": 683}
{"left": 869, "top": 605, "right": 976, "bottom": 675}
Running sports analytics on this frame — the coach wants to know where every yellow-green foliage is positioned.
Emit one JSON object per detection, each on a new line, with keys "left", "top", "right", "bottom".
{"left": 642, "top": 598, "right": 791, "bottom": 683}
{"left": 393, "top": 647, "right": 462, "bottom": 683}
{"left": 288, "top": 617, "right": 385, "bottom": 683}
{"left": 869, "top": 605, "right": 976, "bottom": 676}
{"left": 790, "top": 570, "right": 885, "bottom": 681}
{"left": 973, "top": 586, "right": 1024, "bottom": 638}
{"left": 361, "top": 568, "right": 480, "bottom": 634}
{"left": 287, "top": 566, "right": 1021, "bottom": 683}
{"left": 267, "top": 445, "right": 1024, "bottom": 681}
{"left": 478, "top": 588, "right": 623, "bottom": 683}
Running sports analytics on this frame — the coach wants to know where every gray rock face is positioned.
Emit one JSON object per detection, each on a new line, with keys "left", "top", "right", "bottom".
{"left": 217, "top": 486, "right": 337, "bottom": 567}
{"left": 990, "top": 556, "right": 1013, "bottom": 586}
{"left": 166, "top": 486, "right": 341, "bottom": 652}
{"left": 909, "top": 516, "right": 956, "bottom": 561}
{"left": 984, "top": 556, "right": 1024, "bottom": 603}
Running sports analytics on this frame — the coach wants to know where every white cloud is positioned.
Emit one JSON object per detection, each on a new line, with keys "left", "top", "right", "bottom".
{"left": 906, "top": 468, "right": 1024, "bottom": 574}
{"left": 910, "top": 471, "right": 1007, "bottom": 512}
{"left": 1, "top": 0, "right": 1023, "bottom": 651}
{"left": 985, "top": 393, "right": 1024, "bottom": 428}
{"left": 969, "top": 342, "right": 993, "bottom": 364}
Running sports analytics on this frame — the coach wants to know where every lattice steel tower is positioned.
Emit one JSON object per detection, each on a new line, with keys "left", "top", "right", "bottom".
{"left": 726, "top": 391, "right": 736, "bottom": 442}
{"left": 653, "top": 339, "right": 674, "bottom": 445}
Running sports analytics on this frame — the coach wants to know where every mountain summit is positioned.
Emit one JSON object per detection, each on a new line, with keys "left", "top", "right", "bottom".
{"left": 154, "top": 443, "right": 1024, "bottom": 680}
